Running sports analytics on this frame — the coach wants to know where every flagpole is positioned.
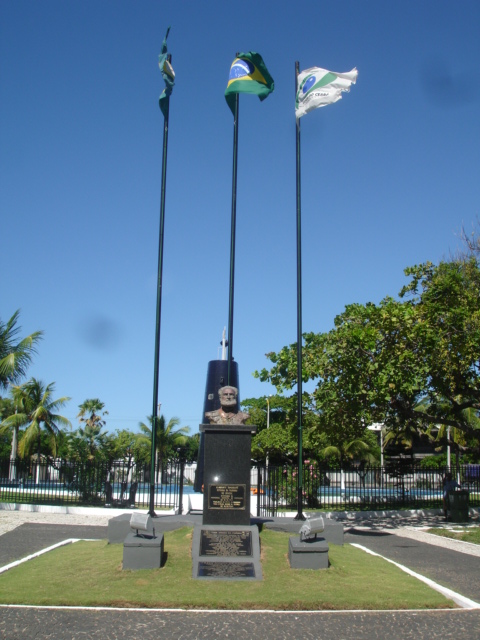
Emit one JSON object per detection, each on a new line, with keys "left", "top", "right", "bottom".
{"left": 294, "top": 60, "right": 305, "bottom": 521}
{"left": 149, "top": 53, "right": 171, "bottom": 517}
{"left": 227, "top": 89, "right": 239, "bottom": 387}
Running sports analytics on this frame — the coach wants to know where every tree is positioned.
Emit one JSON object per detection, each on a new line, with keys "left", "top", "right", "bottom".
{"left": 256, "top": 298, "right": 423, "bottom": 448}
{"left": 242, "top": 395, "right": 299, "bottom": 463}
{"left": 398, "top": 257, "right": 480, "bottom": 446}
{"left": 77, "top": 398, "right": 108, "bottom": 431}
{"left": 256, "top": 254, "right": 480, "bottom": 457}
{"left": 137, "top": 415, "right": 190, "bottom": 480}
{"left": 1, "top": 379, "right": 71, "bottom": 460}
{"left": 0, "top": 311, "right": 43, "bottom": 468}
{"left": 320, "top": 432, "right": 379, "bottom": 467}
{"left": 0, "top": 397, "right": 15, "bottom": 458}
{"left": 69, "top": 399, "right": 110, "bottom": 462}
{"left": 67, "top": 424, "right": 111, "bottom": 463}
{"left": 0, "top": 310, "right": 43, "bottom": 391}
{"left": 182, "top": 432, "right": 200, "bottom": 462}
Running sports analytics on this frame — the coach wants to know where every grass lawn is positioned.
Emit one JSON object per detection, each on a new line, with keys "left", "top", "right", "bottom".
{"left": 426, "top": 525, "right": 480, "bottom": 545}
{"left": 0, "top": 527, "right": 455, "bottom": 610}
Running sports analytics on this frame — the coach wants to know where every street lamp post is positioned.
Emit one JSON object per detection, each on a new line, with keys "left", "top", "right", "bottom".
{"left": 447, "top": 425, "right": 451, "bottom": 470}
{"left": 264, "top": 395, "right": 273, "bottom": 492}
{"left": 367, "top": 423, "right": 384, "bottom": 468}
{"left": 266, "top": 396, "right": 271, "bottom": 471}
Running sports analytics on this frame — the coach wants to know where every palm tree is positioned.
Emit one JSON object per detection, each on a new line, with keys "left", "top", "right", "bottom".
{"left": 69, "top": 422, "right": 110, "bottom": 462}
{"left": 77, "top": 398, "right": 108, "bottom": 429}
{"left": 0, "top": 310, "right": 43, "bottom": 391}
{"left": 2, "top": 379, "right": 71, "bottom": 473}
{"left": 75, "top": 399, "right": 109, "bottom": 459}
{"left": 425, "top": 407, "right": 478, "bottom": 473}
{"left": 137, "top": 415, "right": 190, "bottom": 481}
{"left": 321, "top": 438, "right": 378, "bottom": 467}
{"left": 0, "top": 311, "right": 43, "bottom": 474}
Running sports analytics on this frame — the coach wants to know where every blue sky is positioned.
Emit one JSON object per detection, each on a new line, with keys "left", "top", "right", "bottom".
{"left": 1, "top": 1, "right": 479, "bottom": 435}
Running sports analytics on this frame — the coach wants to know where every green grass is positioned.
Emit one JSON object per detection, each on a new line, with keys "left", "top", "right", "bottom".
{"left": 0, "top": 528, "right": 454, "bottom": 610}
{"left": 426, "top": 525, "right": 480, "bottom": 545}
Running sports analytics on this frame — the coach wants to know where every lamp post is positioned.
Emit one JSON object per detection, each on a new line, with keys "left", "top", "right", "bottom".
{"left": 266, "top": 396, "right": 271, "bottom": 456}
{"left": 176, "top": 446, "right": 186, "bottom": 515}
{"left": 367, "top": 423, "right": 384, "bottom": 468}
{"left": 265, "top": 396, "right": 272, "bottom": 483}
{"left": 447, "top": 425, "right": 451, "bottom": 470}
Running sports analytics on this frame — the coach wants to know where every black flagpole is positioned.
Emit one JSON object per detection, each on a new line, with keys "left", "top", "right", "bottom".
{"left": 227, "top": 89, "right": 239, "bottom": 386}
{"left": 149, "top": 54, "right": 171, "bottom": 517}
{"left": 294, "top": 60, "right": 305, "bottom": 520}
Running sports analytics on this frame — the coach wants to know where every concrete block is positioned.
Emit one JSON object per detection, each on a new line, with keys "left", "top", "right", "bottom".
{"left": 288, "top": 536, "right": 329, "bottom": 570}
{"left": 123, "top": 532, "right": 164, "bottom": 570}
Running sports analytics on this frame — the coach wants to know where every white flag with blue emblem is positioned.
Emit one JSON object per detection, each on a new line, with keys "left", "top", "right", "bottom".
{"left": 295, "top": 67, "right": 358, "bottom": 118}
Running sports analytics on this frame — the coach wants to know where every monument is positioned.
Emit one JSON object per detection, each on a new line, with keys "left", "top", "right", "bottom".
{"left": 192, "top": 382, "right": 262, "bottom": 580}
{"left": 201, "top": 385, "right": 253, "bottom": 526}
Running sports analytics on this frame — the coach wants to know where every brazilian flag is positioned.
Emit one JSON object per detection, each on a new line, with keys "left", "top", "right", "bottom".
{"left": 225, "top": 52, "right": 274, "bottom": 115}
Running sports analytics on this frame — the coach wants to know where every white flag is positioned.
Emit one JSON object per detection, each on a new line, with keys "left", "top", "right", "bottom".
{"left": 295, "top": 67, "right": 358, "bottom": 118}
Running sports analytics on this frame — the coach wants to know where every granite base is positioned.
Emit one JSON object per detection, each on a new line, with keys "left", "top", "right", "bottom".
{"left": 288, "top": 536, "right": 329, "bottom": 570}
{"left": 122, "top": 532, "right": 164, "bottom": 570}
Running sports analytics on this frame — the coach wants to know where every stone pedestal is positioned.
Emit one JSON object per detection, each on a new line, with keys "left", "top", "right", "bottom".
{"left": 288, "top": 536, "right": 329, "bottom": 570}
{"left": 200, "top": 423, "right": 256, "bottom": 526}
{"left": 192, "top": 524, "right": 262, "bottom": 580}
{"left": 123, "top": 532, "right": 164, "bottom": 570}
{"left": 192, "top": 424, "right": 261, "bottom": 580}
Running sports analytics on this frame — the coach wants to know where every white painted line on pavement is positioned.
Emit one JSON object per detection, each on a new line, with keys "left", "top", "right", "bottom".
{"left": 350, "top": 543, "right": 480, "bottom": 610}
{"left": 0, "top": 604, "right": 478, "bottom": 614}
{"left": 0, "top": 539, "right": 100, "bottom": 575}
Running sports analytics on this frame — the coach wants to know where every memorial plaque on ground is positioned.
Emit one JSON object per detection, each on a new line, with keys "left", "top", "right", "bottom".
{"left": 192, "top": 524, "right": 262, "bottom": 581}
{"left": 197, "top": 561, "right": 256, "bottom": 578}
{"left": 200, "top": 529, "right": 252, "bottom": 556}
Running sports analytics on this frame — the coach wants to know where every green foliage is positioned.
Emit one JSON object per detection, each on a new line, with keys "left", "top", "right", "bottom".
{"left": 181, "top": 432, "right": 200, "bottom": 462}
{"left": 109, "top": 429, "right": 138, "bottom": 463}
{"left": 136, "top": 415, "right": 190, "bottom": 468}
{"left": 256, "top": 254, "right": 480, "bottom": 459}
{"left": 244, "top": 394, "right": 326, "bottom": 463}
{"left": 0, "top": 311, "right": 43, "bottom": 391}
{"left": 419, "top": 454, "right": 447, "bottom": 469}
{"left": 0, "top": 379, "right": 71, "bottom": 458}
{"left": 64, "top": 399, "right": 110, "bottom": 463}
{"left": 426, "top": 526, "right": 480, "bottom": 545}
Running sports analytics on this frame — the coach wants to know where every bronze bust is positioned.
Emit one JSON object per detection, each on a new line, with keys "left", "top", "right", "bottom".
{"left": 205, "top": 386, "right": 249, "bottom": 425}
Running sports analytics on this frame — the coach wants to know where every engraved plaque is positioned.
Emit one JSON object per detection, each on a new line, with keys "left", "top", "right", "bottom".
{"left": 198, "top": 561, "right": 256, "bottom": 578}
{"left": 200, "top": 529, "right": 252, "bottom": 557}
{"left": 208, "top": 484, "right": 246, "bottom": 510}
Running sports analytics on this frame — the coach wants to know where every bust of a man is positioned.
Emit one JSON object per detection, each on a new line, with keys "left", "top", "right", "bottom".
{"left": 205, "top": 386, "right": 250, "bottom": 425}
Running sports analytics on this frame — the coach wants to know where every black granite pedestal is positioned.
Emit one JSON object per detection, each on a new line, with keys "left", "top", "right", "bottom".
{"left": 192, "top": 423, "right": 261, "bottom": 580}
{"left": 199, "top": 423, "right": 256, "bottom": 526}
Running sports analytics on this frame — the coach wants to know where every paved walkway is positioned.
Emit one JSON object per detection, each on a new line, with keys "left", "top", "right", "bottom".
{"left": 1, "top": 509, "right": 479, "bottom": 639}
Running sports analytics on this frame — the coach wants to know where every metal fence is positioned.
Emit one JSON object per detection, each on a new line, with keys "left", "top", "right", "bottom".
{"left": 0, "top": 457, "right": 190, "bottom": 511}
{"left": 253, "top": 462, "right": 480, "bottom": 517}
{"left": 2, "top": 456, "right": 479, "bottom": 517}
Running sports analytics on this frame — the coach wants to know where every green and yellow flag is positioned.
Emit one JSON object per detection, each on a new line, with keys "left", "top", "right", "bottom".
{"left": 158, "top": 27, "right": 175, "bottom": 118}
{"left": 225, "top": 52, "right": 274, "bottom": 115}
